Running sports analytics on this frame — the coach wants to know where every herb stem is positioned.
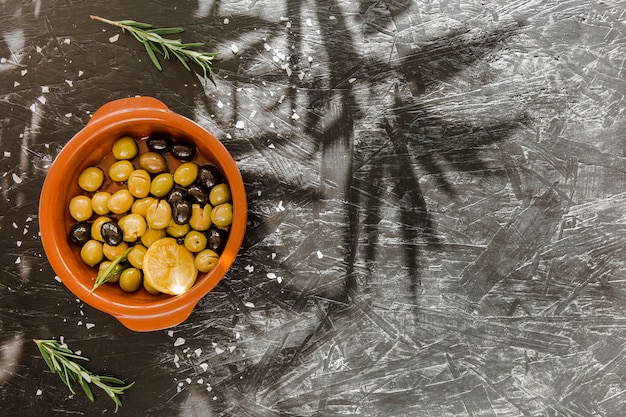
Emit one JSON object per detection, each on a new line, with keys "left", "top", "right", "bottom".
{"left": 90, "top": 15, "right": 218, "bottom": 80}
{"left": 34, "top": 339, "right": 134, "bottom": 413}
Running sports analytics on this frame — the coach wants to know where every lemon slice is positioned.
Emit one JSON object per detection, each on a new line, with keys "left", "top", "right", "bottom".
{"left": 142, "top": 237, "right": 198, "bottom": 295}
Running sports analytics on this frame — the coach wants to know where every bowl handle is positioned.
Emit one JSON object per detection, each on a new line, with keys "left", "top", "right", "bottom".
{"left": 114, "top": 302, "right": 198, "bottom": 332}
{"left": 88, "top": 96, "right": 170, "bottom": 126}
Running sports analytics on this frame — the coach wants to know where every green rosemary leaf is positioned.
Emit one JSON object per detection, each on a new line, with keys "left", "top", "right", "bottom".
{"left": 117, "top": 20, "right": 153, "bottom": 29}
{"left": 79, "top": 377, "right": 95, "bottom": 402}
{"left": 143, "top": 40, "right": 163, "bottom": 70}
{"left": 148, "top": 27, "right": 185, "bottom": 35}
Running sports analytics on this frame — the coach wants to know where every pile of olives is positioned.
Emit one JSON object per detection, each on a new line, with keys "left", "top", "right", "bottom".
{"left": 68, "top": 133, "right": 232, "bottom": 294}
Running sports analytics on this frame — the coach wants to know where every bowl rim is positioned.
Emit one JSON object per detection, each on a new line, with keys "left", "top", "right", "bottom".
{"left": 39, "top": 96, "right": 247, "bottom": 331}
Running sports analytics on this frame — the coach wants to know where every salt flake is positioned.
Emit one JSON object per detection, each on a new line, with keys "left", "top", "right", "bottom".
{"left": 174, "top": 337, "right": 185, "bottom": 347}
{"left": 85, "top": 323, "right": 95, "bottom": 329}
{"left": 231, "top": 44, "right": 239, "bottom": 54}
{"left": 200, "top": 363, "right": 208, "bottom": 371}
{"left": 306, "top": 18, "right": 313, "bottom": 26}
{"left": 267, "top": 272, "right": 277, "bottom": 279}
{"left": 65, "top": 80, "right": 73, "bottom": 87}
{"left": 235, "top": 120, "right": 245, "bottom": 129}
{"left": 109, "top": 34, "right": 119, "bottom": 43}
{"left": 215, "top": 347, "right": 225, "bottom": 354}
{"left": 12, "top": 173, "right": 23, "bottom": 184}
{"left": 244, "top": 302, "right": 255, "bottom": 308}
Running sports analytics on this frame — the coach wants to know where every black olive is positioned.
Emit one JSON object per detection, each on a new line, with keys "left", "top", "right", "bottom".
{"left": 206, "top": 226, "right": 228, "bottom": 254}
{"left": 186, "top": 184, "right": 209, "bottom": 205}
{"left": 170, "top": 140, "right": 196, "bottom": 161}
{"left": 166, "top": 186, "right": 187, "bottom": 206}
{"left": 101, "top": 221, "right": 124, "bottom": 246}
{"left": 172, "top": 200, "right": 192, "bottom": 225}
{"left": 69, "top": 222, "right": 92, "bottom": 245}
{"left": 146, "top": 134, "right": 173, "bottom": 153}
{"left": 197, "top": 164, "right": 223, "bottom": 189}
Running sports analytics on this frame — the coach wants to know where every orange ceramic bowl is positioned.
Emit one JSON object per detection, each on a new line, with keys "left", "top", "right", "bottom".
{"left": 39, "top": 96, "right": 247, "bottom": 332}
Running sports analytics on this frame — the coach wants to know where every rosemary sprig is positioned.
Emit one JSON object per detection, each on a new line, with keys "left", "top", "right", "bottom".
{"left": 91, "top": 246, "right": 132, "bottom": 293}
{"left": 90, "top": 15, "right": 218, "bottom": 79}
{"left": 34, "top": 339, "right": 134, "bottom": 413}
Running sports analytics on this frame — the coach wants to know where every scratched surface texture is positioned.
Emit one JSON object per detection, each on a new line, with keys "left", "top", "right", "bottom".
{"left": 1, "top": 0, "right": 625, "bottom": 416}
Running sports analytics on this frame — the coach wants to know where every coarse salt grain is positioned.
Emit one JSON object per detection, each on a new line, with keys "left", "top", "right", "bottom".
{"left": 174, "top": 337, "right": 185, "bottom": 347}
{"left": 41, "top": 86, "right": 49, "bottom": 93}
{"left": 244, "top": 302, "right": 255, "bottom": 308}
{"left": 231, "top": 44, "right": 239, "bottom": 54}
{"left": 223, "top": 18, "right": 229, "bottom": 24}
{"left": 267, "top": 272, "right": 277, "bottom": 279}
{"left": 244, "top": 264, "right": 254, "bottom": 273}
{"left": 235, "top": 120, "right": 245, "bottom": 129}
{"left": 12, "top": 173, "right": 22, "bottom": 184}
{"left": 200, "top": 363, "right": 208, "bottom": 371}
{"left": 291, "top": 112, "right": 300, "bottom": 120}
{"left": 85, "top": 323, "right": 95, "bottom": 329}
{"left": 217, "top": 100, "right": 224, "bottom": 108}
{"left": 109, "top": 34, "right": 119, "bottom": 43}
{"left": 167, "top": 330, "right": 174, "bottom": 337}
{"left": 36, "top": 389, "right": 42, "bottom": 396}
{"left": 317, "top": 251, "right": 323, "bottom": 259}
{"left": 21, "top": 69, "right": 27, "bottom": 76}
{"left": 3, "top": 151, "right": 10, "bottom": 157}
{"left": 264, "top": 43, "right": 272, "bottom": 51}
{"left": 65, "top": 80, "right": 73, "bottom": 87}
{"left": 215, "top": 347, "right": 224, "bottom": 354}
{"left": 194, "top": 348, "right": 202, "bottom": 356}
{"left": 306, "top": 18, "right": 313, "bottom": 26}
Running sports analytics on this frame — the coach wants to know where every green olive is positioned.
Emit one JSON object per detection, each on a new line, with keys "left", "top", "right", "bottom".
{"left": 103, "top": 241, "right": 129, "bottom": 261}
{"left": 127, "top": 169, "right": 151, "bottom": 198}
{"left": 194, "top": 249, "right": 219, "bottom": 273}
{"left": 127, "top": 244, "right": 148, "bottom": 269}
{"left": 141, "top": 227, "right": 166, "bottom": 247}
{"left": 166, "top": 220, "right": 190, "bottom": 238}
{"left": 189, "top": 203, "right": 212, "bottom": 231}
{"left": 91, "top": 191, "right": 111, "bottom": 215}
{"left": 173, "top": 162, "right": 199, "bottom": 187}
{"left": 69, "top": 195, "right": 93, "bottom": 222}
{"left": 119, "top": 268, "right": 143, "bottom": 292}
{"left": 107, "top": 189, "right": 135, "bottom": 214}
{"left": 91, "top": 216, "right": 112, "bottom": 242}
{"left": 211, "top": 203, "right": 233, "bottom": 227}
{"left": 150, "top": 173, "right": 174, "bottom": 198}
{"left": 80, "top": 239, "right": 104, "bottom": 267}
{"left": 98, "top": 261, "right": 122, "bottom": 283}
{"left": 143, "top": 278, "right": 160, "bottom": 295}
{"left": 209, "top": 183, "right": 232, "bottom": 206}
{"left": 118, "top": 213, "right": 147, "bottom": 242}
{"left": 131, "top": 197, "right": 156, "bottom": 217}
{"left": 184, "top": 230, "right": 207, "bottom": 252}
{"left": 145, "top": 199, "right": 172, "bottom": 229}
{"left": 139, "top": 151, "right": 168, "bottom": 174}
{"left": 108, "top": 160, "right": 134, "bottom": 182}
{"left": 78, "top": 167, "right": 105, "bottom": 192}
{"left": 112, "top": 136, "right": 139, "bottom": 160}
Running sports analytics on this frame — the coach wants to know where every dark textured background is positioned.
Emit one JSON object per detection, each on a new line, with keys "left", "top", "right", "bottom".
{"left": 1, "top": 1, "right": 625, "bottom": 416}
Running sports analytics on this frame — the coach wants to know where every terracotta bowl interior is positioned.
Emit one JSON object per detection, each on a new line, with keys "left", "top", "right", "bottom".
{"left": 39, "top": 99, "right": 246, "bottom": 331}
